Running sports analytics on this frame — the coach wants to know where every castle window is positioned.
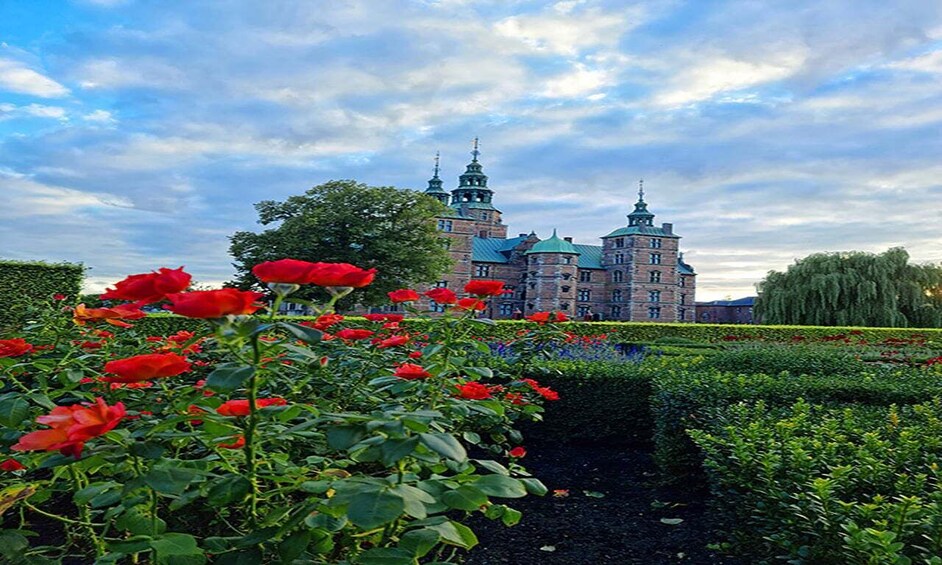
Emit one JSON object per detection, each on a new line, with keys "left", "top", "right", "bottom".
{"left": 563, "top": 256, "right": 572, "bottom": 264}
{"left": 579, "top": 271, "right": 591, "bottom": 282}
{"left": 611, "top": 305, "right": 622, "bottom": 318}
{"left": 650, "top": 270, "right": 661, "bottom": 283}
{"left": 613, "top": 238, "right": 624, "bottom": 248}
{"left": 434, "top": 281, "right": 448, "bottom": 288}
{"left": 679, "top": 308, "right": 686, "bottom": 320}
{"left": 437, "top": 220, "right": 453, "bottom": 232}
{"left": 649, "top": 290, "right": 661, "bottom": 303}
{"left": 560, "top": 302, "right": 570, "bottom": 310}
{"left": 648, "top": 307, "right": 661, "bottom": 319}
{"left": 481, "top": 212, "right": 489, "bottom": 220}
{"left": 499, "top": 303, "right": 513, "bottom": 317}
{"left": 679, "top": 276, "right": 686, "bottom": 287}
{"left": 650, "top": 238, "right": 662, "bottom": 248}
{"left": 562, "top": 273, "right": 572, "bottom": 280}
{"left": 680, "top": 294, "right": 686, "bottom": 305}
{"left": 475, "top": 264, "right": 490, "bottom": 277}
{"left": 613, "top": 270, "right": 623, "bottom": 283}
{"left": 577, "top": 305, "right": 591, "bottom": 317}
{"left": 527, "top": 303, "right": 534, "bottom": 310}
{"left": 561, "top": 286, "right": 571, "bottom": 293}
{"left": 650, "top": 253, "right": 662, "bottom": 265}
{"left": 612, "top": 289, "right": 623, "bottom": 302}
{"left": 479, "top": 230, "right": 488, "bottom": 238}
{"left": 614, "top": 254, "right": 624, "bottom": 264}
{"left": 429, "top": 301, "right": 446, "bottom": 313}
{"left": 578, "top": 289, "right": 591, "bottom": 301}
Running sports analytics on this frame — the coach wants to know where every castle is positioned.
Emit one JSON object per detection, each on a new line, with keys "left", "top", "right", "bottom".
{"left": 417, "top": 141, "right": 696, "bottom": 322}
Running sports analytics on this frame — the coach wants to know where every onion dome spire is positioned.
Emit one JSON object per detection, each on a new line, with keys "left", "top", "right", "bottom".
{"left": 424, "top": 151, "right": 450, "bottom": 205}
{"left": 628, "top": 178, "right": 655, "bottom": 227}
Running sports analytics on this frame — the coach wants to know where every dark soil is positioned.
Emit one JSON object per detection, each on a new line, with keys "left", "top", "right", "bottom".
{"left": 464, "top": 441, "right": 743, "bottom": 565}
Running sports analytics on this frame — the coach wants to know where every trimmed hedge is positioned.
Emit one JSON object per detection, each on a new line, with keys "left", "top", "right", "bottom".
{"left": 0, "top": 260, "right": 84, "bottom": 331}
{"left": 691, "top": 400, "right": 942, "bottom": 562}
{"left": 651, "top": 362, "right": 942, "bottom": 481}
{"left": 135, "top": 314, "right": 942, "bottom": 344}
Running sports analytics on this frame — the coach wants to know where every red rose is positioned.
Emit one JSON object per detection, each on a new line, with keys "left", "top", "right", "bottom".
{"left": 306, "top": 263, "right": 376, "bottom": 288}
{"left": 101, "top": 267, "right": 192, "bottom": 304}
{"left": 464, "top": 280, "right": 506, "bottom": 296}
{"left": 425, "top": 288, "right": 457, "bottom": 305}
{"left": 0, "top": 338, "right": 33, "bottom": 358}
{"left": 335, "top": 328, "right": 375, "bottom": 341}
{"left": 408, "top": 350, "right": 423, "bottom": 359}
{"left": 377, "top": 335, "right": 410, "bottom": 349}
{"left": 383, "top": 314, "right": 404, "bottom": 323}
{"left": 509, "top": 446, "right": 527, "bottom": 458}
{"left": 73, "top": 302, "right": 147, "bottom": 328}
{"left": 165, "top": 289, "right": 264, "bottom": 318}
{"left": 526, "top": 311, "right": 568, "bottom": 323}
{"left": 102, "top": 353, "right": 191, "bottom": 383}
{"left": 0, "top": 459, "right": 25, "bottom": 471}
{"left": 301, "top": 313, "right": 344, "bottom": 331}
{"left": 218, "top": 435, "right": 246, "bottom": 449}
{"left": 388, "top": 289, "right": 420, "bottom": 303}
{"left": 216, "top": 398, "right": 287, "bottom": 417}
{"left": 455, "top": 298, "right": 486, "bottom": 311}
{"left": 252, "top": 259, "right": 319, "bottom": 284}
{"left": 53, "top": 293, "right": 67, "bottom": 301}
{"left": 536, "top": 386, "right": 559, "bottom": 401}
{"left": 455, "top": 381, "right": 492, "bottom": 400}
{"left": 393, "top": 363, "right": 431, "bottom": 380}
{"left": 13, "top": 398, "right": 126, "bottom": 458}
{"left": 363, "top": 314, "right": 387, "bottom": 322}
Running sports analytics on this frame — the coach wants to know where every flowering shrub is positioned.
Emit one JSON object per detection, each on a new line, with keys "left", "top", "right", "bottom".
{"left": 0, "top": 265, "right": 558, "bottom": 563}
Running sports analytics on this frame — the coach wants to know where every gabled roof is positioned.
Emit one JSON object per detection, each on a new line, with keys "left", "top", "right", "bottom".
{"left": 678, "top": 259, "right": 695, "bottom": 275}
{"left": 573, "top": 244, "right": 603, "bottom": 269}
{"left": 472, "top": 236, "right": 527, "bottom": 263}
{"left": 603, "top": 225, "right": 680, "bottom": 238}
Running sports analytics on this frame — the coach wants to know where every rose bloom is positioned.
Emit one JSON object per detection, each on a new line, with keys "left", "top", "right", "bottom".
{"left": 306, "top": 263, "right": 376, "bottom": 288}
{"left": 216, "top": 398, "right": 287, "bottom": 417}
{"left": 0, "top": 338, "right": 33, "bottom": 358}
{"left": 377, "top": 335, "right": 410, "bottom": 349}
{"left": 464, "top": 280, "right": 506, "bottom": 296}
{"left": 335, "top": 328, "right": 375, "bottom": 341}
{"left": 73, "top": 303, "right": 146, "bottom": 328}
{"left": 0, "top": 459, "right": 25, "bottom": 471}
{"left": 12, "top": 398, "right": 126, "bottom": 458}
{"left": 252, "top": 258, "right": 319, "bottom": 284}
{"left": 100, "top": 267, "right": 192, "bottom": 304}
{"left": 526, "top": 311, "right": 569, "bottom": 323}
{"left": 218, "top": 435, "right": 246, "bottom": 449}
{"left": 53, "top": 293, "right": 67, "bottom": 301}
{"left": 363, "top": 314, "right": 388, "bottom": 322}
{"left": 454, "top": 298, "right": 486, "bottom": 311}
{"left": 102, "top": 353, "right": 191, "bottom": 383}
{"left": 509, "top": 446, "right": 527, "bottom": 458}
{"left": 393, "top": 363, "right": 431, "bottom": 380}
{"left": 455, "top": 381, "right": 493, "bottom": 400}
{"left": 165, "top": 289, "right": 264, "bottom": 318}
{"left": 388, "top": 289, "right": 420, "bottom": 303}
{"left": 408, "top": 350, "right": 422, "bottom": 359}
{"left": 424, "top": 287, "right": 457, "bottom": 305}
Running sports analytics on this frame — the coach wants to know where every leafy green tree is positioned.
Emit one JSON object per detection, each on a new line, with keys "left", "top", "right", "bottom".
{"left": 755, "top": 247, "right": 942, "bottom": 327}
{"left": 229, "top": 180, "right": 453, "bottom": 307}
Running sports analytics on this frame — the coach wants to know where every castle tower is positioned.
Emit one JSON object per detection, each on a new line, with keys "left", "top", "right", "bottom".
{"left": 524, "top": 229, "right": 580, "bottom": 315}
{"left": 424, "top": 152, "right": 451, "bottom": 206}
{"left": 450, "top": 138, "right": 507, "bottom": 239}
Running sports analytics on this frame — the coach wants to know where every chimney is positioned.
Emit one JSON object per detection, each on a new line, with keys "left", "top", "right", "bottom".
{"left": 662, "top": 223, "right": 673, "bottom": 234}
{"left": 563, "top": 237, "right": 573, "bottom": 243}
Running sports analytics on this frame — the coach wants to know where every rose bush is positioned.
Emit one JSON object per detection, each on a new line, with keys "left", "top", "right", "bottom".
{"left": 0, "top": 262, "right": 560, "bottom": 564}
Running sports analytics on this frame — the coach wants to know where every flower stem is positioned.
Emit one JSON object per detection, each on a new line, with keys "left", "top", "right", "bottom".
{"left": 243, "top": 336, "right": 262, "bottom": 527}
{"left": 68, "top": 467, "right": 106, "bottom": 556}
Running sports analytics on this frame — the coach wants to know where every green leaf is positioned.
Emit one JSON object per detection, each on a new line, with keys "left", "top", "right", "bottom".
{"left": 380, "top": 437, "right": 419, "bottom": 466}
{"left": 474, "top": 459, "right": 509, "bottom": 475}
{"left": 346, "top": 490, "right": 406, "bottom": 529}
{"left": 399, "top": 528, "right": 439, "bottom": 558}
{"left": 278, "top": 530, "right": 311, "bottom": 562}
{"left": 427, "top": 521, "right": 478, "bottom": 549}
{"left": 205, "top": 365, "right": 254, "bottom": 394}
{"left": 212, "top": 548, "right": 261, "bottom": 565}
{"left": 149, "top": 533, "right": 202, "bottom": 557}
{"left": 278, "top": 321, "right": 323, "bottom": 344}
{"left": 0, "top": 394, "right": 29, "bottom": 428}
{"left": 501, "top": 507, "right": 522, "bottom": 526}
{"left": 472, "top": 475, "right": 527, "bottom": 498}
{"left": 463, "top": 367, "right": 493, "bottom": 379}
{"left": 419, "top": 433, "right": 467, "bottom": 462}
{"left": 583, "top": 490, "right": 605, "bottom": 498}
{"left": 207, "top": 476, "right": 251, "bottom": 507}
{"left": 107, "top": 536, "right": 153, "bottom": 555}
{"left": 442, "top": 486, "right": 488, "bottom": 511}
{"left": 359, "top": 547, "right": 415, "bottom": 565}
{"left": 327, "top": 425, "right": 366, "bottom": 450}
{"left": 129, "top": 441, "right": 166, "bottom": 460}
{"left": 660, "top": 518, "right": 684, "bottom": 525}
{"left": 116, "top": 506, "right": 166, "bottom": 536}
{"left": 74, "top": 482, "right": 119, "bottom": 506}
{"left": 389, "top": 484, "right": 434, "bottom": 519}
{"left": 144, "top": 466, "right": 199, "bottom": 495}
{"left": 0, "top": 531, "right": 29, "bottom": 558}
{"left": 521, "top": 479, "right": 548, "bottom": 496}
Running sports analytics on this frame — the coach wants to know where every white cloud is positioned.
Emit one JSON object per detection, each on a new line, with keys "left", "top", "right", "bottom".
{"left": 0, "top": 103, "right": 68, "bottom": 120}
{"left": 542, "top": 63, "right": 613, "bottom": 98}
{"left": 0, "top": 170, "right": 133, "bottom": 218}
{"left": 83, "top": 109, "right": 116, "bottom": 124}
{"left": 0, "top": 58, "right": 69, "bottom": 97}
{"left": 76, "top": 58, "right": 185, "bottom": 89}
{"left": 888, "top": 49, "right": 942, "bottom": 74}
{"left": 494, "top": 7, "right": 641, "bottom": 56}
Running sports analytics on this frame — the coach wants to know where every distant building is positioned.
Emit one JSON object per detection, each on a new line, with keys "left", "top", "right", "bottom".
{"left": 695, "top": 297, "right": 756, "bottom": 324}
{"left": 413, "top": 140, "right": 697, "bottom": 322}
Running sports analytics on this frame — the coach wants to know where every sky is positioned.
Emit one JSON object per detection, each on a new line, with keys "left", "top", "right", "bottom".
{"left": 1, "top": 0, "right": 941, "bottom": 302}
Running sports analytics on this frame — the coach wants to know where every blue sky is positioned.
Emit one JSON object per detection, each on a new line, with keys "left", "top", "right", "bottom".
{"left": 1, "top": 0, "right": 941, "bottom": 301}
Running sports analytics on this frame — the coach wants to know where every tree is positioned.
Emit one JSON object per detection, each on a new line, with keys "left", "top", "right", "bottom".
{"left": 754, "top": 247, "right": 942, "bottom": 327}
{"left": 229, "top": 180, "right": 453, "bottom": 307}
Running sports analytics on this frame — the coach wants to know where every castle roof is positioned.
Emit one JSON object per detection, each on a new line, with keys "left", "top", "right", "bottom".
{"left": 603, "top": 225, "right": 680, "bottom": 238}
{"left": 472, "top": 235, "right": 528, "bottom": 263}
{"left": 678, "top": 254, "right": 695, "bottom": 275}
{"left": 525, "top": 230, "right": 579, "bottom": 255}
{"left": 572, "top": 244, "right": 603, "bottom": 269}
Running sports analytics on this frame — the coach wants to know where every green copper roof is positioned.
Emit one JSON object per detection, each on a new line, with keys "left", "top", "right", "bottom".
{"left": 573, "top": 244, "right": 603, "bottom": 269}
{"left": 472, "top": 236, "right": 527, "bottom": 263}
{"left": 603, "top": 226, "right": 680, "bottom": 238}
{"left": 452, "top": 201, "right": 500, "bottom": 211}
{"left": 525, "top": 230, "right": 580, "bottom": 255}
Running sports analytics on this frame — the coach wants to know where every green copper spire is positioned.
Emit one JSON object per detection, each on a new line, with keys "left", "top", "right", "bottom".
{"left": 526, "top": 229, "right": 580, "bottom": 255}
{"left": 424, "top": 151, "right": 450, "bottom": 205}
{"left": 450, "top": 137, "right": 496, "bottom": 210}
{"left": 627, "top": 178, "right": 655, "bottom": 227}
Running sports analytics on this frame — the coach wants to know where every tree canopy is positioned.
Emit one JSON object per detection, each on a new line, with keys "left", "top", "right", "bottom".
{"left": 754, "top": 247, "right": 942, "bottom": 327}
{"left": 228, "top": 180, "right": 453, "bottom": 307}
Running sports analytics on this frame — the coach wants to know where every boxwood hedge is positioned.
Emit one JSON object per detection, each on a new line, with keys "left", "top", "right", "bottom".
{"left": 0, "top": 260, "right": 84, "bottom": 330}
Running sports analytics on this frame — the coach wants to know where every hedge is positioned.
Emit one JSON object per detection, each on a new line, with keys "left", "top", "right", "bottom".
{"left": 651, "top": 361, "right": 942, "bottom": 481}
{"left": 134, "top": 314, "right": 942, "bottom": 344}
{"left": 0, "top": 260, "right": 84, "bottom": 331}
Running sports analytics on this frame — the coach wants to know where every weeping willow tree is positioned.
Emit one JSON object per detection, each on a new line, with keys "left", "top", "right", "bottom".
{"left": 754, "top": 247, "right": 942, "bottom": 327}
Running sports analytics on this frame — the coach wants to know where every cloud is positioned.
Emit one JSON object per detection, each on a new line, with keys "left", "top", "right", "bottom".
{"left": 75, "top": 58, "right": 186, "bottom": 89}
{"left": 494, "top": 6, "right": 642, "bottom": 56}
{"left": 0, "top": 103, "right": 68, "bottom": 120}
{"left": 0, "top": 58, "right": 70, "bottom": 97}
